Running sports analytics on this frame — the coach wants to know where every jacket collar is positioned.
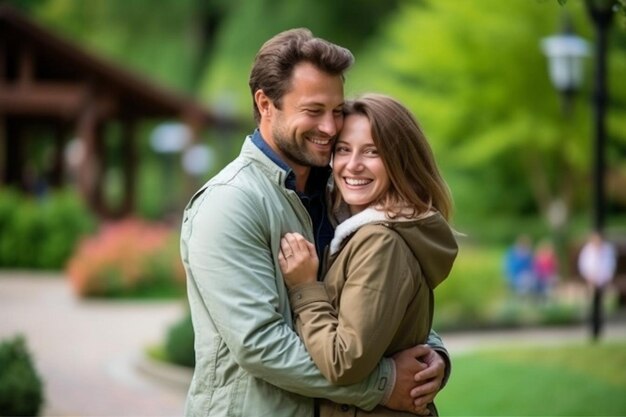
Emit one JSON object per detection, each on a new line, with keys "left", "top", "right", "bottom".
{"left": 330, "top": 208, "right": 389, "bottom": 255}
{"left": 330, "top": 207, "right": 437, "bottom": 255}
{"left": 241, "top": 132, "right": 291, "bottom": 188}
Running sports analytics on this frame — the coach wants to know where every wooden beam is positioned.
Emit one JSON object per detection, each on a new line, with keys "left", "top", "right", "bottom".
{"left": 0, "top": 86, "right": 119, "bottom": 121}
{"left": 0, "top": 83, "right": 88, "bottom": 117}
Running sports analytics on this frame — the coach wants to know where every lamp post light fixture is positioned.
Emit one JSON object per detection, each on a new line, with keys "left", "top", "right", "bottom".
{"left": 541, "top": 17, "right": 590, "bottom": 116}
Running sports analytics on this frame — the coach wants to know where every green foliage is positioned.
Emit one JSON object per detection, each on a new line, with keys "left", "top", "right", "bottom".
{"left": 25, "top": 0, "right": 404, "bottom": 103}
{"left": 198, "top": 0, "right": 403, "bottom": 115}
{"left": 437, "top": 341, "right": 626, "bottom": 416}
{"left": 22, "top": 0, "right": 626, "bottom": 240}
{"left": 435, "top": 244, "right": 506, "bottom": 329}
{"left": 0, "top": 188, "right": 96, "bottom": 269}
{"left": 0, "top": 335, "right": 44, "bottom": 417}
{"left": 136, "top": 159, "right": 174, "bottom": 220}
{"left": 164, "top": 313, "right": 195, "bottom": 368}
{"left": 434, "top": 243, "right": 585, "bottom": 330}
{"left": 348, "top": 0, "right": 626, "bottom": 241}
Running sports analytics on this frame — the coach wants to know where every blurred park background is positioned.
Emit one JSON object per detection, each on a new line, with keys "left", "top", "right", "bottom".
{"left": 1, "top": 0, "right": 626, "bottom": 415}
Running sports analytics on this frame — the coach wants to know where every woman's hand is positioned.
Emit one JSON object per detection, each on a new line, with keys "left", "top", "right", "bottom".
{"left": 278, "top": 232, "right": 319, "bottom": 288}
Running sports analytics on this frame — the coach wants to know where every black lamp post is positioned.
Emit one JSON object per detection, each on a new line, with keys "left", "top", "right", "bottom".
{"left": 585, "top": 0, "right": 614, "bottom": 234}
{"left": 543, "top": 1, "right": 616, "bottom": 342}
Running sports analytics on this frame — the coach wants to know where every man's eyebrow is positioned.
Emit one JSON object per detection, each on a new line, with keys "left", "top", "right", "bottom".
{"left": 298, "top": 100, "right": 344, "bottom": 108}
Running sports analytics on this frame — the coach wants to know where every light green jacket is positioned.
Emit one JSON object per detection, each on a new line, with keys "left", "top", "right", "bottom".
{"left": 180, "top": 137, "right": 394, "bottom": 417}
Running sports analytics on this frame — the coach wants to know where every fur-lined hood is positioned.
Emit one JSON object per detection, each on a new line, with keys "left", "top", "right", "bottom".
{"left": 330, "top": 207, "right": 458, "bottom": 290}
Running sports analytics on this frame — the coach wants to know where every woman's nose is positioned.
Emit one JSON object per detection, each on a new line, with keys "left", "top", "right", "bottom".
{"left": 345, "top": 153, "right": 363, "bottom": 171}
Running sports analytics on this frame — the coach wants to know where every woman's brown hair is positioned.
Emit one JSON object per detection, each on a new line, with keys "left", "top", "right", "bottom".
{"left": 336, "top": 93, "right": 453, "bottom": 221}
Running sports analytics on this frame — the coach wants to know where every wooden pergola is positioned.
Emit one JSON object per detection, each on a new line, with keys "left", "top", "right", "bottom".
{"left": 0, "top": 4, "right": 238, "bottom": 217}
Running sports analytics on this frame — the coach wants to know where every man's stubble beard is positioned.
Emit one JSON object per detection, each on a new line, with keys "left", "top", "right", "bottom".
{"left": 272, "top": 127, "right": 332, "bottom": 168}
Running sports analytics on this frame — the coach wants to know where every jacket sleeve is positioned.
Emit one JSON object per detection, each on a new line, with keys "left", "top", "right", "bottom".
{"left": 183, "top": 184, "right": 392, "bottom": 409}
{"left": 289, "top": 227, "right": 425, "bottom": 385}
{"left": 426, "top": 329, "right": 452, "bottom": 388}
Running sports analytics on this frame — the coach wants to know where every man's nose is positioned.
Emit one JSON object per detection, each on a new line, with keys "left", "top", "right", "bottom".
{"left": 318, "top": 113, "right": 338, "bottom": 137}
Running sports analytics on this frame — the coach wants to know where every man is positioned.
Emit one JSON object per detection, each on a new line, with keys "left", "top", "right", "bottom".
{"left": 180, "top": 28, "right": 450, "bottom": 416}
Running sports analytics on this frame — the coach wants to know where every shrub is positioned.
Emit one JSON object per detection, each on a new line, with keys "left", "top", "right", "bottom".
{"left": 164, "top": 313, "right": 195, "bottom": 368}
{"left": 434, "top": 244, "right": 506, "bottom": 330}
{"left": 0, "top": 188, "right": 96, "bottom": 269}
{"left": 66, "top": 218, "right": 185, "bottom": 298}
{"left": 434, "top": 243, "right": 585, "bottom": 330}
{"left": 0, "top": 335, "right": 44, "bottom": 416}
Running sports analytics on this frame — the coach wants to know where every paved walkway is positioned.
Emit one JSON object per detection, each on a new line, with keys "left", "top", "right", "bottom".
{"left": 2, "top": 272, "right": 626, "bottom": 416}
{"left": 0, "top": 272, "right": 187, "bottom": 416}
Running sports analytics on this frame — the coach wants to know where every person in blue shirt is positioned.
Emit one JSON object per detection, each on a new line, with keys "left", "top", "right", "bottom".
{"left": 504, "top": 234, "right": 535, "bottom": 294}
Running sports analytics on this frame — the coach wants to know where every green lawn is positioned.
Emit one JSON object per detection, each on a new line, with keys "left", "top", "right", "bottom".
{"left": 437, "top": 341, "right": 626, "bottom": 416}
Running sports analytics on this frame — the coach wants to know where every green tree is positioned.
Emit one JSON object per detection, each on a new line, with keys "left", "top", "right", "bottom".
{"left": 198, "top": 0, "right": 404, "bottom": 115}
{"left": 348, "top": 0, "right": 626, "bottom": 241}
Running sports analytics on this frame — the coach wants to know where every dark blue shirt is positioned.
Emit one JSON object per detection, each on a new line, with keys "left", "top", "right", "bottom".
{"left": 251, "top": 130, "right": 334, "bottom": 263}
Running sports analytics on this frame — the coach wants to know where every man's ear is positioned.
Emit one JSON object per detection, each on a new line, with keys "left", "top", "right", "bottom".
{"left": 255, "top": 90, "right": 272, "bottom": 118}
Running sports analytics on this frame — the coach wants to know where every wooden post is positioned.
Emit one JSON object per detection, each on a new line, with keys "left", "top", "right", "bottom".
{"left": 49, "top": 122, "right": 66, "bottom": 188}
{"left": 120, "top": 118, "right": 137, "bottom": 216}
{"left": 75, "top": 99, "right": 99, "bottom": 213}
{"left": 0, "top": 35, "right": 6, "bottom": 184}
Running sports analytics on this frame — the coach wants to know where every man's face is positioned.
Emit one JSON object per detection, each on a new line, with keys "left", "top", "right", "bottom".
{"left": 269, "top": 62, "right": 345, "bottom": 168}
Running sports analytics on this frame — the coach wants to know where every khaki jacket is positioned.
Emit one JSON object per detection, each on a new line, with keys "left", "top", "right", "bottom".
{"left": 289, "top": 208, "right": 458, "bottom": 416}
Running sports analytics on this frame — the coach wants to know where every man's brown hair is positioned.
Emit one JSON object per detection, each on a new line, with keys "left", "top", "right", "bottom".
{"left": 248, "top": 28, "right": 354, "bottom": 123}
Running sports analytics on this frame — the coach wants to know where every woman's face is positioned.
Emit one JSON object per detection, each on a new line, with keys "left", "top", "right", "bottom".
{"left": 333, "top": 114, "right": 390, "bottom": 215}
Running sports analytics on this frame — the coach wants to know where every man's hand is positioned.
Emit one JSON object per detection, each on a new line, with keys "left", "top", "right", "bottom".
{"left": 385, "top": 345, "right": 430, "bottom": 415}
{"left": 410, "top": 346, "right": 446, "bottom": 411}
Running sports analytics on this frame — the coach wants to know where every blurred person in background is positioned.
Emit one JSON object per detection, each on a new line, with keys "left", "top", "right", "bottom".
{"left": 180, "top": 28, "right": 450, "bottom": 417}
{"left": 533, "top": 239, "right": 558, "bottom": 298}
{"left": 504, "top": 234, "right": 535, "bottom": 295}
{"left": 578, "top": 232, "right": 617, "bottom": 341}
{"left": 278, "top": 93, "right": 458, "bottom": 416}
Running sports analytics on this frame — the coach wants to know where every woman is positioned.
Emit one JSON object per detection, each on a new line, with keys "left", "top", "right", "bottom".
{"left": 278, "top": 94, "right": 458, "bottom": 416}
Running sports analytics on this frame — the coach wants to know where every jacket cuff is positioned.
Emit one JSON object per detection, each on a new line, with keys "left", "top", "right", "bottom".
{"left": 378, "top": 357, "right": 396, "bottom": 406}
{"left": 433, "top": 347, "right": 451, "bottom": 388}
{"left": 288, "top": 282, "right": 329, "bottom": 311}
